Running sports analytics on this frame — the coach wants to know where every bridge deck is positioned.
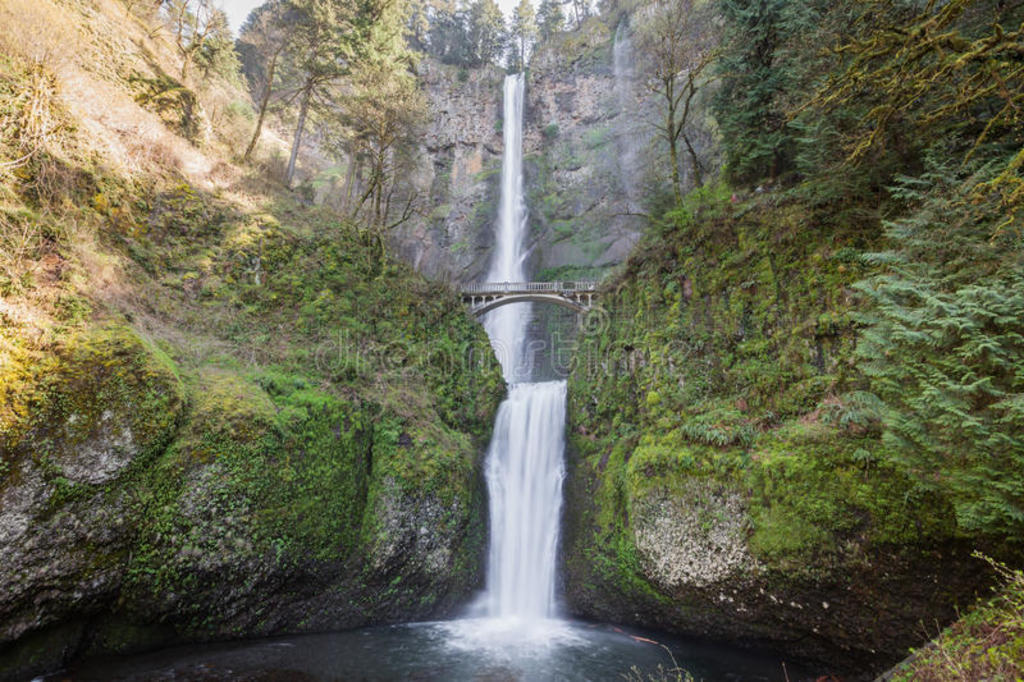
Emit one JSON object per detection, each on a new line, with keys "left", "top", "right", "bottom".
{"left": 460, "top": 280, "right": 598, "bottom": 296}
{"left": 459, "top": 281, "right": 599, "bottom": 316}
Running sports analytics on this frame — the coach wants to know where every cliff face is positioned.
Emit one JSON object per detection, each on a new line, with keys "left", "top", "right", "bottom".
{"left": 393, "top": 21, "right": 652, "bottom": 284}
{"left": 390, "top": 61, "right": 505, "bottom": 282}
{"left": 523, "top": 19, "right": 648, "bottom": 280}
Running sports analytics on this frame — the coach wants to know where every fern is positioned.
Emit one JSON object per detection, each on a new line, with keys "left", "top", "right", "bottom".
{"left": 854, "top": 157, "right": 1024, "bottom": 536}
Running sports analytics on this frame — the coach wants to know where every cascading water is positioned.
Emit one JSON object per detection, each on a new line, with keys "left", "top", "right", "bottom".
{"left": 613, "top": 20, "right": 640, "bottom": 210}
{"left": 482, "top": 74, "right": 530, "bottom": 382}
{"left": 479, "top": 73, "right": 567, "bottom": 623}
{"left": 483, "top": 381, "right": 566, "bottom": 619}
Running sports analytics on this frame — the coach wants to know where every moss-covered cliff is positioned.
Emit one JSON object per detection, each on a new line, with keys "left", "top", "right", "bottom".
{"left": 561, "top": 187, "right": 1000, "bottom": 675}
{"left": 0, "top": 4, "right": 504, "bottom": 678}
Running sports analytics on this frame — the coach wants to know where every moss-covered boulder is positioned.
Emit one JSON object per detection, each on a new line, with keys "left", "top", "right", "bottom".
{"left": 114, "top": 367, "right": 490, "bottom": 642}
{"left": 0, "top": 324, "right": 186, "bottom": 678}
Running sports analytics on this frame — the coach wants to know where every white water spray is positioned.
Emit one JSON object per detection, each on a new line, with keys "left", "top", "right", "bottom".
{"left": 479, "top": 73, "right": 567, "bottom": 623}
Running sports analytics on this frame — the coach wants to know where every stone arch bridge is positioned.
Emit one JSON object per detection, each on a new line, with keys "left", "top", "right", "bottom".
{"left": 460, "top": 281, "right": 599, "bottom": 317}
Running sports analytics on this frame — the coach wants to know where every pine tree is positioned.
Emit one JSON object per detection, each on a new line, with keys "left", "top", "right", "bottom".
{"left": 508, "top": 0, "right": 536, "bottom": 71}
{"left": 537, "top": 0, "right": 565, "bottom": 39}
{"left": 427, "top": 5, "right": 460, "bottom": 63}
{"left": 713, "top": 0, "right": 807, "bottom": 184}
{"left": 466, "top": 0, "right": 507, "bottom": 66}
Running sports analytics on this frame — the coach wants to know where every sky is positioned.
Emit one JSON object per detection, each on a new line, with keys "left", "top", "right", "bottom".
{"left": 220, "top": 0, "right": 263, "bottom": 35}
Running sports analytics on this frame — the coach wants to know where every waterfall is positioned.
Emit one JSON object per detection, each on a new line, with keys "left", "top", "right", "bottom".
{"left": 613, "top": 20, "right": 639, "bottom": 208}
{"left": 479, "top": 73, "right": 567, "bottom": 622}
{"left": 483, "top": 74, "right": 530, "bottom": 383}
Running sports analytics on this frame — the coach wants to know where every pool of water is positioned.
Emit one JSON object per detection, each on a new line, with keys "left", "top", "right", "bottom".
{"left": 52, "top": 618, "right": 818, "bottom": 681}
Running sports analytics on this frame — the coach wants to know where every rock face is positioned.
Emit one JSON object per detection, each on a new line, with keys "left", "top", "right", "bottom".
{"left": 0, "top": 328, "right": 186, "bottom": 677}
{"left": 523, "top": 19, "right": 649, "bottom": 278}
{"left": 392, "top": 22, "right": 654, "bottom": 284}
{"left": 632, "top": 483, "right": 755, "bottom": 590}
{"left": 0, "top": 324, "right": 499, "bottom": 681}
{"left": 561, "top": 442, "right": 988, "bottom": 677}
{"left": 390, "top": 61, "right": 505, "bottom": 282}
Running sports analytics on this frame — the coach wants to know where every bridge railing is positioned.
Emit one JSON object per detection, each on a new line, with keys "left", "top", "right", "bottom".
{"left": 460, "top": 280, "right": 599, "bottom": 295}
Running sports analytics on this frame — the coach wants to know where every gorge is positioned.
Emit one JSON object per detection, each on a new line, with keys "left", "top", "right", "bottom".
{"left": 2, "top": 0, "right": 1023, "bottom": 680}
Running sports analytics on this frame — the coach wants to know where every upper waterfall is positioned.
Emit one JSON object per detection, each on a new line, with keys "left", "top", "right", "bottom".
{"left": 484, "top": 73, "right": 531, "bottom": 383}
{"left": 614, "top": 20, "right": 640, "bottom": 210}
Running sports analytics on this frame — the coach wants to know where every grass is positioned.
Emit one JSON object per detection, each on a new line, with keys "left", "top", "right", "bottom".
{"left": 621, "top": 645, "right": 696, "bottom": 682}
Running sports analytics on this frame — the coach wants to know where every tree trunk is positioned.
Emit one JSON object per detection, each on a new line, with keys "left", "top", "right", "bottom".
{"left": 373, "top": 149, "right": 386, "bottom": 226}
{"left": 667, "top": 110, "right": 682, "bottom": 205}
{"left": 285, "top": 81, "right": 312, "bottom": 186}
{"left": 341, "top": 154, "right": 357, "bottom": 212}
{"left": 244, "top": 49, "right": 279, "bottom": 162}
{"left": 683, "top": 133, "right": 703, "bottom": 188}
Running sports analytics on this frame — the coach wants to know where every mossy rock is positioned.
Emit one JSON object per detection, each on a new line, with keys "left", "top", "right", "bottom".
{"left": 1, "top": 323, "right": 186, "bottom": 494}
{"left": 0, "top": 323, "right": 186, "bottom": 678}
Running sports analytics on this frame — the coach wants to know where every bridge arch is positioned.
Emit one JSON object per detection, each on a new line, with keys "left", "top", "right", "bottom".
{"left": 460, "top": 281, "right": 599, "bottom": 318}
{"left": 469, "top": 293, "right": 588, "bottom": 317}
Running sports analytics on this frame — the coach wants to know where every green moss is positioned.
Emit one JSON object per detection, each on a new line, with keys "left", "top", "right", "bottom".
{"left": 564, "top": 183, "right": 968, "bottom": 598}
{"left": 744, "top": 425, "right": 957, "bottom": 568}
{"left": 534, "top": 264, "right": 609, "bottom": 281}
{"left": 1, "top": 323, "right": 186, "bottom": 496}
{"left": 123, "top": 367, "right": 375, "bottom": 603}
{"left": 583, "top": 126, "right": 613, "bottom": 150}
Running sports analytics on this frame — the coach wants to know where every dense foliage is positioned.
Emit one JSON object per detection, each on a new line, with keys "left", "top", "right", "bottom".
{"left": 711, "top": 0, "right": 1024, "bottom": 537}
{"left": 561, "top": 6, "right": 1023, "bottom": 665}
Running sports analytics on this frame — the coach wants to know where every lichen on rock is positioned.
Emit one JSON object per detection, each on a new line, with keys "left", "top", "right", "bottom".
{"left": 632, "top": 483, "right": 756, "bottom": 591}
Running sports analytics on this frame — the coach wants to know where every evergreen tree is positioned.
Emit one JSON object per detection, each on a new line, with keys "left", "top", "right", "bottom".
{"left": 426, "top": 0, "right": 469, "bottom": 64}
{"left": 713, "top": 0, "right": 806, "bottom": 184}
{"left": 537, "top": 0, "right": 565, "bottom": 39}
{"left": 341, "top": 0, "right": 426, "bottom": 237}
{"left": 568, "top": 0, "right": 589, "bottom": 29}
{"left": 404, "top": 0, "right": 432, "bottom": 52}
{"left": 466, "top": 0, "right": 506, "bottom": 66}
{"left": 279, "top": 0, "right": 356, "bottom": 185}
{"left": 508, "top": 0, "right": 536, "bottom": 71}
